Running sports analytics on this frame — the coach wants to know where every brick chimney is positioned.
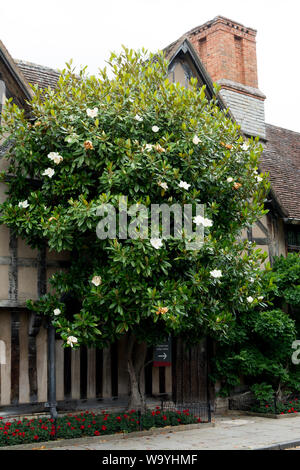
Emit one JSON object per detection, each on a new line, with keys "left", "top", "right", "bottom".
{"left": 187, "top": 16, "right": 266, "bottom": 139}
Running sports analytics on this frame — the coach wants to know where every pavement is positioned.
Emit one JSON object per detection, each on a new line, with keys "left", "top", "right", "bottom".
{"left": 3, "top": 413, "right": 300, "bottom": 451}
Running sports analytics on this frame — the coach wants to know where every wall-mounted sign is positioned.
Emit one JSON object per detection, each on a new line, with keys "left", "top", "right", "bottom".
{"left": 153, "top": 337, "right": 172, "bottom": 367}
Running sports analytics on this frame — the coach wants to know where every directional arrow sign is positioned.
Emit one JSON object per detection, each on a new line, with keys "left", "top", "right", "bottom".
{"left": 158, "top": 353, "right": 167, "bottom": 360}
{"left": 153, "top": 338, "right": 172, "bottom": 367}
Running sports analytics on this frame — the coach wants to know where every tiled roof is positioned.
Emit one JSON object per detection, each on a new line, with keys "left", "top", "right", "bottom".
{"left": 261, "top": 124, "right": 300, "bottom": 220}
{"left": 15, "top": 60, "right": 60, "bottom": 90}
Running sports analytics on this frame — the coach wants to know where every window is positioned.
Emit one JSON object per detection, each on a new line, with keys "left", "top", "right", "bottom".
{"left": 287, "top": 226, "right": 300, "bottom": 252}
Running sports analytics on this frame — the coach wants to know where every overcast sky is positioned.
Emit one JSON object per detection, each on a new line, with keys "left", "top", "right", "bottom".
{"left": 0, "top": 0, "right": 299, "bottom": 132}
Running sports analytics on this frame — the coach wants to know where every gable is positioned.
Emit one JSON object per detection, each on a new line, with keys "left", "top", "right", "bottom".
{"left": 165, "top": 39, "right": 215, "bottom": 101}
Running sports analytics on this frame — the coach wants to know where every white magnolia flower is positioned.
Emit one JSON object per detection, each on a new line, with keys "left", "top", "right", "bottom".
{"left": 193, "top": 215, "right": 213, "bottom": 227}
{"left": 258, "top": 296, "right": 264, "bottom": 301}
{"left": 152, "top": 126, "right": 160, "bottom": 133}
{"left": 242, "top": 142, "right": 249, "bottom": 150}
{"left": 247, "top": 296, "right": 254, "bottom": 303}
{"left": 91, "top": 275, "right": 102, "bottom": 286}
{"left": 150, "top": 238, "right": 163, "bottom": 249}
{"left": 53, "top": 308, "right": 61, "bottom": 316}
{"left": 42, "top": 168, "right": 55, "bottom": 178}
{"left": 227, "top": 177, "right": 233, "bottom": 183}
{"left": 179, "top": 181, "right": 191, "bottom": 190}
{"left": 48, "top": 152, "right": 63, "bottom": 164}
{"left": 144, "top": 144, "right": 153, "bottom": 152}
{"left": 18, "top": 200, "right": 29, "bottom": 209}
{"left": 192, "top": 135, "right": 201, "bottom": 145}
{"left": 67, "top": 336, "right": 78, "bottom": 347}
{"left": 158, "top": 181, "right": 168, "bottom": 190}
{"left": 134, "top": 114, "right": 143, "bottom": 122}
{"left": 256, "top": 175, "right": 263, "bottom": 183}
{"left": 203, "top": 218, "right": 213, "bottom": 227}
{"left": 210, "top": 269, "right": 222, "bottom": 279}
{"left": 249, "top": 277, "right": 255, "bottom": 283}
{"left": 86, "top": 107, "right": 98, "bottom": 118}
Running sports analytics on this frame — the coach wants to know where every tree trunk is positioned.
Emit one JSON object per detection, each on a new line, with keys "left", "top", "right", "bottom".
{"left": 127, "top": 334, "right": 147, "bottom": 413}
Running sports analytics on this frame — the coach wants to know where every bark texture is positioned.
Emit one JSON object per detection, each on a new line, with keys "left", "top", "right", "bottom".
{"left": 127, "top": 334, "right": 147, "bottom": 412}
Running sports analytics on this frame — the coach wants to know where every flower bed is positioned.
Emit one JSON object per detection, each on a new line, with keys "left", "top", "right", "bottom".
{"left": 0, "top": 407, "right": 204, "bottom": 447}
{"left": 250, "top": 398, "right": 300, "bottom": 415}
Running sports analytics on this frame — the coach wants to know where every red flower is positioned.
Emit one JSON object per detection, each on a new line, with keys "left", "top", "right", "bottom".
{"left": 265, "top": 405, "right": 269, "bottom": 408}
{"left": 281, "top": 412, "right": 285, "bottom": 415}
{"left": 92, "top": 420, "right": 96, "bottom": 424}
{"left": 130, "top": 409, "right": 136, "bottom": 414}
{"left": 34, "top": 435, "right": 39, "bottom": 440}
{"left": 156, "top": 407, "right": 160, "bottom": 410}
{"left": 151, "top": 411, "right": 155, "bottom": 416}
{"left": 102, "top": 425, "right": 107, "bottom": 431}
{"left": 116, "top": 416, "right": 121, "bottom": 421}
{"left": 177, "top": 419, "right": 181, "bottom": 422}
{"left": 163, "top": 415, "right": 167, "bottom": 421}
{"left": 80, "top": 425, "right": 85, "bottom": 430}
{"left": 94, "top": 430, "right": 100, "bottom": 436}
{"left": 156, "top": 411, "right": 160, "bottom": 415}
{"left": 197, "top": 418, "right": 202, "bottom": 423}
{"left": 50, "top": 431, "right": 55, "bottom": 436}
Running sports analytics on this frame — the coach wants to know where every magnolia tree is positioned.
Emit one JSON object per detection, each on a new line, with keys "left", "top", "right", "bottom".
{"left": 0, "top": 48, "right": 269, "bottom": 409}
